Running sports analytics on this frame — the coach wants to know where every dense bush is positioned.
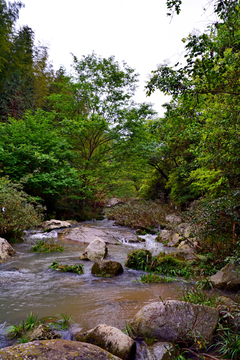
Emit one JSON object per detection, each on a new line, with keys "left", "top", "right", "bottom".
{"left": 0, "top": 177, "right": 44, "bottom": 241}
{"left": 105, "top": 200, "right": 173, "bottom": 229}
{"left": 189, "top": 191, "right": 240, "bottom": 259}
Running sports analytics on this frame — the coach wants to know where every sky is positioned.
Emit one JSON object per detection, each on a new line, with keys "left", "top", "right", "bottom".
{"left": 14, "top": 0, "right": 217, "bottom": 116}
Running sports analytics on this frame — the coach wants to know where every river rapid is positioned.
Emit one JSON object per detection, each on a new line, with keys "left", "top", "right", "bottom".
{"left": 0, "top": 219, "right": 188, "bottom": 349}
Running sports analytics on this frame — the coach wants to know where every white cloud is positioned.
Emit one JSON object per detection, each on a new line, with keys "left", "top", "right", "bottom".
{"left": 14, "top": 0, "right": 217, "bottom": 115}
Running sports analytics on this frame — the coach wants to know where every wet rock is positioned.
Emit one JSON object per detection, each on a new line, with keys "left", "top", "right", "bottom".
{"left": 156, "top": 230, "right": 182, "bottom": 247}
{"left": 0, "top": 237, "right": 16, "bottom": 262}
{"left": 219, "top": 296, "right": 237, "bottom": 308}
{"left": 177, "top": 240, "right": 197, "bottom": 252}
{"left": 156, "top": 230, "right": 172, "bottom": 244}
{"left": 26, "top": 324, "right": 61, "bottom": 341}
{"left": 176, "top": 223, "right": 192, "bottom": 237}
{"left": 0, "top": 339, "right": 121, "bottom": 359}
{"left": 41, "top": 219, "right": 71, "bottom": 231}
{"left": 147, "top": 342, "right": 174, "bottom": 360}
{"left": 173, "top": 251, "right": 197, "bottom": 262}
{"left": 210, "top": 263, "right": 240, "bottom": 289}
{"left": 167, "top": 233, "right": 182, "bottom": 247}
{"left": 75, "top": 324, "right": 136, "bottom": 360}
{"left": 80, "top": 237, "right": 107, "bottom": 261}
{"left": 91, "top": 260, "right": 123, "bottom": 277}
{"left": 218, "top": 296, "right": 240, "bottom": 330}
{"left": 129, "top": 300, "right": 219, "bottom": 344}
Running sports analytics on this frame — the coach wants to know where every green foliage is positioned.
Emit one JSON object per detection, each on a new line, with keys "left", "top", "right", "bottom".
{"left": 181, "top": 285, "right": 218, "bottom": 307}
{"left": 31, "top": 240, "right": 64, "bottom": 253}
{"left": 56, "top": 313, "right": 72, "bottom": 330}
{"left": 125, "top": 249, "right": 152, "bottom": 271}
{"left": 50, "top": 260, "right": 84, "bottom": 275}
{"left": 215, "top": 327, "right": 240, "bottom": 359}
{"left": 0, "top": 177, "right": 44, "bottom": 241}
{"left": 0, "top": 110, "right": 82, "bottom": 215}
{"left": 146, "top": 0, "right": 240, "bottom": 209}
{"left": 189, "top": 191, "right": 240, "bottom": 258}
{"left": 7, "top": 312, "right": 38, "bottom": 339}
{"left": 105, "top": 200, "right": 171, "bottom": 229}
{"left": 139, "top": 273, "right": 177, "bottom": 283}
{"left": 149, "top": 255, "right": 192, "bottom": 278}
{"left": 126, "top": 250, "right": 192, "bottom": 279}
{"left": 7, "top": 312, "right": 72, "bottom": 343}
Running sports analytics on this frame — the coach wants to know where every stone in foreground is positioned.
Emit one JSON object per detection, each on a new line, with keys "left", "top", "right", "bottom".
{"left": 75, "top": 324, "right": 136, "bottom": 360}
{"left": 91, "top": 260, "right": 123, "bottom": 277}
{"left": 129, "top": 300, "right": 219, "bottom": 344}
{"left": 0, "top": 237, "right": 16, "bottom": 262}
{"left": 80, "top": 237, "right": 107, "bottom": 261}
{"left": 0, "top": 339, "right": 121, "bottom": 359}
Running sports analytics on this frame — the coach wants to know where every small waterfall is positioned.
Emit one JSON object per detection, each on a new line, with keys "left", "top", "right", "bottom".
{"left": 0, "top": 322, "right": 14, "bottom": 349}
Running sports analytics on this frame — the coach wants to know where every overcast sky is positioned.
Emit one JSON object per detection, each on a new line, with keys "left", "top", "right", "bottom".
{"left": 14, "top": 0, "right": 217, "bottom": 116}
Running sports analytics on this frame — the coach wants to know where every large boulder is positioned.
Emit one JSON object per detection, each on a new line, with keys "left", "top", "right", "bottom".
{"left": 210, "top": 263, "right": 240, "bottom": 289}
{"left": 41, "top": 219, "right": 71, "bottom": 231}
{"left": 0, "top": 237, "right": 16, "bottom": 262}
{"left": 75, "top": 324, "right": 136, "bottom": 360}
{"left": 91, "top": 260, "right": 123, "bottom": 277}
{"left": 129, "top": 300, "right": 219, "bottom": 344}
{"left": 0, "top": 339, "right": 121, "bottom": 359}
{"left": 80, "top": 237, "right": 107, "bottom": 261}
{"left": 63, "top": 226, "right": 138, "bottom": 245}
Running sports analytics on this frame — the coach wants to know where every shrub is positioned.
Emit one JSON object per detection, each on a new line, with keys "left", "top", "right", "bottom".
{"left": 0, "top": 177, "right": 44, "bottom": 241}
{"left": 31, "top": 240, "right": 64, "bottom": 253}
{"left": 50, "top": 260, "right": 84, "bottom": 274}
{"left": 125, "top": 250, "right": 191, "bottom": 279}
{"left": 105, "top": 199, "right": 173, "bottom": 229}
{"left": 125, "top": 249, "right": 152, "bottom": 270}
{"left": 139, "top": 273, "right": 177, "bottom": 283}
{"left": 189, "top": 191, "right": 240, "bottom": 258}
{"left": 149, "top": 255, "right": 192, "bottom": 278}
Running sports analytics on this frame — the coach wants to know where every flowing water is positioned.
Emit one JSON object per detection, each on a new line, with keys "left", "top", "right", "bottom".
{"left": 0, "top": 220, "right": 188, "bottom": 350}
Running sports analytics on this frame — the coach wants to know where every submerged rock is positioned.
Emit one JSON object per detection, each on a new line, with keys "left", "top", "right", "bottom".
{"left": 80, "top": 237, "right": 107, "bottom": 261}
{"left": 0, "top": 339, "right": 121, "bottom": 359}
{"left": 75, "top": 324, "right": 136, "bottom": 360}
{"left": 210, "top": 263, "right": 240, "bottom": 289}
{"left": 91, "top": 260, "right": 123, "bottom": 277}
{"left": 129, "top": 300, "right": 219, "bottom": 344}
{"left": 0, "top": 237, "right": 16, "bottom": 262}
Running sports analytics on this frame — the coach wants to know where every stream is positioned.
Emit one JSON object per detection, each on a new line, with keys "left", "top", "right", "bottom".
{"left": 0, "top": 219, "right": 190, "bottom": 351}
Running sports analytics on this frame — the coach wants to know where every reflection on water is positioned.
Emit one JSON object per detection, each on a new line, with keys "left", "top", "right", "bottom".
{"left": 0, "top": 221, "right": 185, "bottom": 349}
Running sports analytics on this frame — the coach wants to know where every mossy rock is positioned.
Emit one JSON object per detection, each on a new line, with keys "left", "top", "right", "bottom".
{"left": 91, "top": 260, "right": 123, "bottom": 277}
{"left": 0, "top": 339, "right": 121, "bottom": 359}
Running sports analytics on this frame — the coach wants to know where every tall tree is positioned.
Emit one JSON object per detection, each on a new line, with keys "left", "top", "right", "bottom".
{"left": 146, "top": 0, "right": 240, "bottom": 203}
